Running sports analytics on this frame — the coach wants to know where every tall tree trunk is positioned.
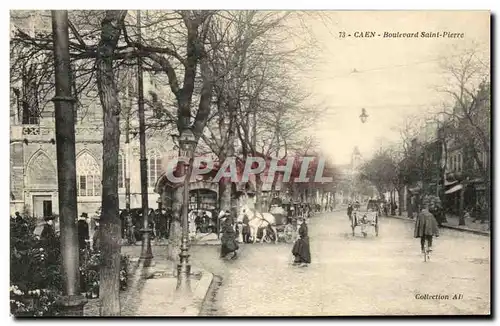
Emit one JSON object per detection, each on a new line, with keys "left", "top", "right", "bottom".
{"left": 219, "top": 177, "right": 231, "bottom": 214}
{"left": 254, "top": 176, "right": 263, "bottom": 212}
{"left": 485, "top": 159, "right": 490, "bottom": 228}
{"left": 96, "top": 10, "right": 127, "bottom": 317}
{"left": 458, "top": 180, "right": 467, "bottom": 226}
{"left": 167, "top": 185, "right": 183, "bottom": 260}
{"left": 219, "top": 104, "right": 236, "bottom": 214}
{"left": 397, "top": 186, "right": 403, "bottom": 216}
{"left": 218, "top": 146, "right": 233, "bottom": 216}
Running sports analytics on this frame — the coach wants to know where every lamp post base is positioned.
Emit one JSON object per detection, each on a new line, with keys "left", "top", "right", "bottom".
{"left": 139, "top": 228, "right": 153, "bottom": 267}
{"left": 176, "top": 262, "right": 192, "bottom": 294}
{"left": 55, "top": 294, "right": 87, "bottom": 316}
{"left": 176, "top": 236, "right": 191, "bottom": 294}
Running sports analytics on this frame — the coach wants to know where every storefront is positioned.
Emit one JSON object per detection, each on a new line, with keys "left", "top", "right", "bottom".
{"left": 188, "top": 181, "right": 218, "bottom": 211}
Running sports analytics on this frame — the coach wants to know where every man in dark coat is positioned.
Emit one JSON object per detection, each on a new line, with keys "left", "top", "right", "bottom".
{"left": 414, "top": 201, "right": 439, "bottom": 253}
{"left": 347, "top": 204, "right": 353, "bottom": 221}
{"left": 292, "top": 217, "right": 311, "bottom": 267}
{"left": 220, "top": 211, "right": 239, "bottom": 259}
{"left": 40, "top": 215, "right": 56, "bottom": 246}
{"left": 77, "top": 213, "right": 90, "bottom": 251}
{"left": 14, "top": 211, "right": 24, "bottom": 223}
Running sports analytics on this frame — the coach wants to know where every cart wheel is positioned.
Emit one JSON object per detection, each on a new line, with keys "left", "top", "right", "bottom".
{"left": 262, "top": 227, "right": 275, "bottom": 243}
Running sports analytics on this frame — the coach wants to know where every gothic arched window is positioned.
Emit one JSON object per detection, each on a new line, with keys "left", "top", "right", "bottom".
{"left": 76, "top": 152, "right": 101, "bottom": 197}
{"left": 148, "top": 150, "right": 162, "bottom": 187}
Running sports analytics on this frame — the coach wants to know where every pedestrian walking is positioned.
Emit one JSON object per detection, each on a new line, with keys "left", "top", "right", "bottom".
{"left": 40, "top": 215, "right": 56, "bottom": 246}
{"left": 14, "top": 211, "right": 24, "bottom": 224}
{"left": 77, "top": 213, "right": 90, "bottom": 251}
{"left": 414, "top": 200, "right": 439, "bottom": 254}
{"left": 220, "top": 211, "right": 239, "bottom": 260}
{"left": 92, "top": 216, "right": 101, "bottom": 252}
{"left": 347, "top": 203, "right": 353, "bottom": 221}
{"left": 292, "top": 217, "right": 311, "bottom": 267}
{"left": 126, "top": 212, "right": 136, "bottom": 245}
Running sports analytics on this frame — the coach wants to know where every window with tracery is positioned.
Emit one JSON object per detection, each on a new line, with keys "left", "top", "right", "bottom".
{"left": 148, "top": 150, "right": 162, "bottom": 187}
{"left": 76, "top": 152, "right": 101, "bottom": 197}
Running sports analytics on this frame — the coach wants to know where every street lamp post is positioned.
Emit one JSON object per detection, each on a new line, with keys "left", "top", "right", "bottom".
{"left": 125, "top": 84, "right": 131, "bottom": 213}
{"left": 51, "top": 10, "right": 87, "bottom": 316}
{"left": 136, "top": 10, "right": 153, "bottom": 267}
{"left": 350, "top": 108, "right": 369, "bottom": 202}
{"left": 177, "top": 127, "right": 197, "bottom": 293}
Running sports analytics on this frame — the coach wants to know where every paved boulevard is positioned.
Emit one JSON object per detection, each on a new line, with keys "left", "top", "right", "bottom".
{"left": 123, "top": 210, "right": 490, "bottom": 316}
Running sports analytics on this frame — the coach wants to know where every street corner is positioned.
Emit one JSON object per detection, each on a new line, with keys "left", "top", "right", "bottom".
{"left": 133, "top": 266, "right": 214, "bottom": 316}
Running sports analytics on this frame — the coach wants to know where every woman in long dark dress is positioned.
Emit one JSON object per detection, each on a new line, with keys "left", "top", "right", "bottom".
{"left": 292, "top": 218, "right": 311, "bottom": 267}
{"left": 220, "top": 212, "right": 239, "bottom": 259}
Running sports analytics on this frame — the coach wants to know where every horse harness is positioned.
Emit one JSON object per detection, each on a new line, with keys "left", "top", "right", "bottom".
{"left": 244, "top": 210, "right": 272, "bottom": 229}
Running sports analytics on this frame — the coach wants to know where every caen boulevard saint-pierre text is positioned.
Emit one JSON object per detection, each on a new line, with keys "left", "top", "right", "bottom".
{"left": 338, "top": 31, "right": 465, "bottom": 38}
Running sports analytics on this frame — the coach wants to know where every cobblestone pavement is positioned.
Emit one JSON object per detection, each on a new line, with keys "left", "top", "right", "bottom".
{"left": 123, "top": 211, "right": 490, "bottom": 316}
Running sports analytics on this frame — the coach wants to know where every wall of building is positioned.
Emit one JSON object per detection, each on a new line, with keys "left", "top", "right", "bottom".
{"left": 10, "top": 11, "right": 176, "bottom": 218}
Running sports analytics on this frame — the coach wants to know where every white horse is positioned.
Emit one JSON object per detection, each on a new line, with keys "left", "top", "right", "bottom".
{"left": 236, "top": 204, "right": 278, "bottom": 244}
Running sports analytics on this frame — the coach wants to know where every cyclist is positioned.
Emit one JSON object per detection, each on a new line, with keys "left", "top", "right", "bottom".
{"left": 414, "top": 199, "right": 439, "bottom": 254}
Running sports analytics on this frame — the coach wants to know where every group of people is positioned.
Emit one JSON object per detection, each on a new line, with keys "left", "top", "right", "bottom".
{"left": 12, "top": 210, "right": 101, "bottom": 253}
{"left": 218, "top": 210, "right": 311, "bottom": 267}
{"left": 77, "top": 212, "right": 100, "bottom": 252}
{"left": 193, "top": 210, "right": 217, "bottom": 234}
{"left": 120, "top": 208, "right": 173, "bottom": 245}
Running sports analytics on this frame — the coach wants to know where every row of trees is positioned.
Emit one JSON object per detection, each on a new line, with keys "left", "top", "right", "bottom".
{"left": 10, "top": 10, "right": 337, "bottom": 315}
{"left": 358, "top": 46, "right": 490, "bottom": 220}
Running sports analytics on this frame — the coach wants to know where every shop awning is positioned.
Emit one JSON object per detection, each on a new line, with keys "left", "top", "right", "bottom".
{"left": 445, "top": 184, "right": 463, "bottom": 194}
{"left": 445, "top": 180, "right": 458, "bottom": 186}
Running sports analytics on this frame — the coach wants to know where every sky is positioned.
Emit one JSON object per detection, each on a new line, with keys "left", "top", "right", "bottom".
{"left": 296, "top": 11, "right": 490, "bottom": 165}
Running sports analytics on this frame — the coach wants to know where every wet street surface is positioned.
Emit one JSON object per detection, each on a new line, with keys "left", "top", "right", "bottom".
{"left": 124, "top": 211, "right": 490, "bottom": 316}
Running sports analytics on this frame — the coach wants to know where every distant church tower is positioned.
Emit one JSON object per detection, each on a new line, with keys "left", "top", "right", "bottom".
{"left": 351, "top": 146, "right": 362, "bottom": 173}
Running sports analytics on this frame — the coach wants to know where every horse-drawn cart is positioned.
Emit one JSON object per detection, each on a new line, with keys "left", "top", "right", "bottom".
{"left": 350, "top": 200, "right": 379, "bottom": 237}
{"left": 238, "top": 202, "right": 298, "bottom": 244}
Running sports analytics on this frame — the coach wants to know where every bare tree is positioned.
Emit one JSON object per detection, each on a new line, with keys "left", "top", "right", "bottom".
{"left": 438, "top": 46, "right": 490, "bottom": 224}
{"left": 11, "top": 9, "right": 130, "bottom": 316}
{"left": 121, "top": 10, "right": 216, "bottom": 259}
{"left": 95, "top": 10, "right": 128, "bottom": 316}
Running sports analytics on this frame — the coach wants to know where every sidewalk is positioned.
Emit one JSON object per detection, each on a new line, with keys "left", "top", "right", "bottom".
{"left": 387, "top": 212, "right": 490, "bottom": 236}
{"left": 84, "top": 258, "right": 214, "bottom": 316}
{"left": 441, "top": 214, "right": 490, "bottom": 236}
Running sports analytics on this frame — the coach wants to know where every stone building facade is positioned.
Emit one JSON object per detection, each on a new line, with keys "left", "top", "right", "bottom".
{"left": 9, "top": 104, "right": 176, "bottom": 218}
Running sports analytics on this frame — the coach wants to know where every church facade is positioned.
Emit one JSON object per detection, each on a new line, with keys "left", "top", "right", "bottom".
{"left": 9, "top": 107, "right": 176, "bottom": 218}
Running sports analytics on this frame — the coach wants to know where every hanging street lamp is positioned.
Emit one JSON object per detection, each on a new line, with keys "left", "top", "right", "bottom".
{"left": 360, "top": 108, "right": 368, "bottom": 123}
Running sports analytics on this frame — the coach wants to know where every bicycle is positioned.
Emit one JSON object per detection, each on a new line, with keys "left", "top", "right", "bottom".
{"left": 423, "top": 240, "right": 431, "bottom": 262}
